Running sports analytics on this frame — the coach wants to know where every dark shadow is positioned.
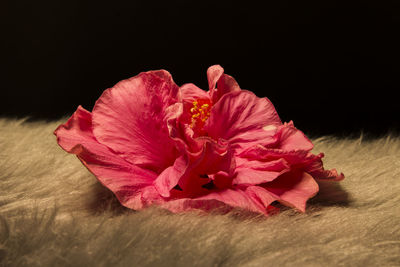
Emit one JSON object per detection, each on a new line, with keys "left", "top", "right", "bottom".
{"left": 308, "top": 180, "right": 352, "bottom": 208}
{"left": 85, "top": 182, "right": 134, "bottom": 216}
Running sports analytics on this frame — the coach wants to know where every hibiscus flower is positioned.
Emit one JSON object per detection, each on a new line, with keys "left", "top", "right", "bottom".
{"left": 55, "top": 65, "right": 344, "bottom": 216}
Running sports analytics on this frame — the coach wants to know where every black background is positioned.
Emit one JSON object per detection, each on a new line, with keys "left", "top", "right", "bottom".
{"left": 2, "top": 1, "right": 399, "bottom": 137}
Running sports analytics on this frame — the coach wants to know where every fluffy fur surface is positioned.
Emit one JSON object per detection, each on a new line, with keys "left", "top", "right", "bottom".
{"left": 1, "top": 118, "right": 399, "bottom": 266}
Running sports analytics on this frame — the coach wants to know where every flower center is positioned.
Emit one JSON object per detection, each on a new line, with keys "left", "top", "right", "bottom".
{"left": 190, "top": 99, "right": 212, "bottom": 130}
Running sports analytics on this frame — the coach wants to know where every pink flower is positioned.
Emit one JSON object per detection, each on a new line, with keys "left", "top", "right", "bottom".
{"left": 55, "top": 65, "right": 344, "bottom": 216}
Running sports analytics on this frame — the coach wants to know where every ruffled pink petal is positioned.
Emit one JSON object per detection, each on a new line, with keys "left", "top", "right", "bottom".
{"left": 162, "top": 188, "right": 268, "bottom": 215}
{"left": 244, "top": 186, "right": 277, "bottom": 209}
{"left": 92, "top": 70, "right": 180, "bottom": 174}
{"left": 223, "top": 128, "right": 279, "bottom": 153}
{"left": 54, "top": 106, "right": 158, "bottom": 210}
{"left": 263, "top": 171, "right": 319, "bottom": 212}
{"left": 159, "top": 109, "right": 236, "bottom": 197}
{"left": 304, "top": 153, "right": 345, "bottom": 181}
{"left": 211, "top": 171, "right": 233, "bottom": 189}
{"left": 239, "top": 145, "right": 310, "bottom": 165}
{"left": 213, "top": 73, "right": 241, "bottom": 102}
{"left": 139, "top": 185, "right": 166, "bottom": 207}
{"left": 190, "top": 138, "right": 235, "bottom": 174}
{"left": 156, "top": 136, "right": 235, "bottom": 198}
{"left": 154, "top": 155, "right": 188, "bottom": 197}
{"left": 233, "top": 158, "right": 290, "bottom": 185}
{"left": 164, "top": 102, "right": 193, "bottom": 152}
{"left": 207, "top": 65, "right": 224, "bottom": 91}
{"left": 178, "top": 139, "right": 235, "bottom": 195}
{"left": 206, "top": 65, "right": 241, "bottom": 103}
{"left": 205, "top": 90, "right": 282, "bottom": 154}
{"left": 180, "top": 83, "right": 210, "bottom": 102}
{"left": 167, "top": 101, "right": 223, "bottom": 157}
{"left": 272, "top": 122, "right": 314, "bottom": 151}
{"left": 166, "top": 102, "right": 212, "bottom": 154}
{"left": 239, "top": 144, "right": 344, "bottom": 181}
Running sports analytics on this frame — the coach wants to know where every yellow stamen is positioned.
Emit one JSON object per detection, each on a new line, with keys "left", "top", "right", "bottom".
{"left": 189, "top": 100, "right": 212, "bottom": 129}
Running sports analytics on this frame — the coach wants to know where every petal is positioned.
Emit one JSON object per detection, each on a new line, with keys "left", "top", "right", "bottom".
{"left": 205, "top": 90, "right": 282, "bottom": 153}
{"left": 239, "top": 145, "right": 344, "bottom": 181}
{"left": 264, "top": 171, "right": 319, "bottom": 212}
{"left": 211, "top": 171, "right": 233, "bottom": 189}
{"left": 166, "top": 102, "right": 208, "bottom": 154}
{"left": 233, "top": 158, "right": 290, "bottom": 185}
{"left": 92, "top": 70, "right": 180, "bottom": 173}
{"left": 188, "top": 138, "right": 235, "bottom": 175}
{"left": 239, "top": 145, "right": 310, "bottom": 165}
{"left": 154, "top": 155, "right": 188, "bottom": 197}
{"left": 223, "top": 128, "right": 278, "bottom": 153}
{"left": 140, "top": 185, "right": 166, "bottom": 207}
{"left": 235, "top": 156, "right": 288, "bottom": 170}
{"left": 207, "top": 65, "right": 241, "bottom": 103}
{"left": 55, "top": 106, "right": 96, "bottom": 154}
{"left": 304, "top": 153, "right": 345, "bottom": 181}
{"left": 54, "top": 106, "right": 158, "bottom": 210}
{"left": 158, "top": 116, "right": 236, "bottom": 197}
{"left": 162, "top": 188, "right": 268, "bottom": 215}
{"left": 178, "top": 139, "right": 236, "bottom": 195}
{"left": 244, "top": 186, "right": 277, "bottom": 208}
{"left": 234, "top": 169, "right": 286, "bottom": 186}
{"left": 212, "top": 74, "right": 241, "bottom": 104}
{"left": 180, "top": 83, "right": 210, "bottom": 102}
{"left": 207, "top": 65, "right": 224, "bottom": 91}
{"left": 273, "top": 122, "right": 314, "bottom": 151}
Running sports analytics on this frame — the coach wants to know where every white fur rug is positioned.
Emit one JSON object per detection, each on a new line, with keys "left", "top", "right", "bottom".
{"left": 1, "top": 119, "right": 399, "bottom": 266}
